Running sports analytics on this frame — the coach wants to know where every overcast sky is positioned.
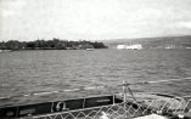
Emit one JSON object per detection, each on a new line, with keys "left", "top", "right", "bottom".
{"left": 0, "top": 0, "right": 191, "bottom": 41}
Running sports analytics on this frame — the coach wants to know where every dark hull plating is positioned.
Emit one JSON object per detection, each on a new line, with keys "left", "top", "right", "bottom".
{"left": 0, "top": 95, "right": 123, "bottom": 118}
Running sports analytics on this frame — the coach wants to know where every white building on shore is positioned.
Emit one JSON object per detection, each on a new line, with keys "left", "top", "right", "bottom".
{"left": 117, "top": 44, "right": 143, "bottom": 50}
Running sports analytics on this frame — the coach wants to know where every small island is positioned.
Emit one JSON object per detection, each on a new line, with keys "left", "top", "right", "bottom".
{"left": 0, "top": 38, "right": 108, "bottom": 51}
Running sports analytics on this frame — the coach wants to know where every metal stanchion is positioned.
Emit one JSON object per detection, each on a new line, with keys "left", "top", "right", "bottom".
{"left": 123, "top": 80, "right": 127, "bottom": 103}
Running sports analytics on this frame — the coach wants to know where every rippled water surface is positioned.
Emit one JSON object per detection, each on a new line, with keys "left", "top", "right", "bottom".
{"left": 0, "top": 49, "right": 191, "bottom": 106}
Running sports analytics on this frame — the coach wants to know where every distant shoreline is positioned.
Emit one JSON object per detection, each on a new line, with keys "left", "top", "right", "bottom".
{"left": 0, "top": 38, "right": 108, "bottom": 51}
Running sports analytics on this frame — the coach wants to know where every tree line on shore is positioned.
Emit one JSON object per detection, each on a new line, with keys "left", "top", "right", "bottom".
{"left": 0, "top": 38, "right": 108, "bottom": 50}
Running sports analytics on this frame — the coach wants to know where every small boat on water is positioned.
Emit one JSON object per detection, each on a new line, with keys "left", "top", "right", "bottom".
{"left": 86, "top": 48, "right": 94, "bottom": 51}
{"left": 0, "top": 50, "right": 12, "bottom": 53}
{"left": 0, "top": 78, "right": 191, "bottom": 119}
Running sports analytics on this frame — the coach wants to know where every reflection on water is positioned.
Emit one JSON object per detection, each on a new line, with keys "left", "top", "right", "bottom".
{"left": 0, "top": 49, "right": 191, "bottom": 106}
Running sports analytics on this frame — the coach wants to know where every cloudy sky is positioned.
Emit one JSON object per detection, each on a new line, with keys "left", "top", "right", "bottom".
{"left": 0, "top": 0, "right": 191, "bottom": 41}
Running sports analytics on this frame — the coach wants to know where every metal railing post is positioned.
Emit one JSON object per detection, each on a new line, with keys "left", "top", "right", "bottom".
{"left": 113, "top": 94, "right": 115, "bottom": 105}
{"left": 123, "top": 80, "right": 127, "bottom": 103}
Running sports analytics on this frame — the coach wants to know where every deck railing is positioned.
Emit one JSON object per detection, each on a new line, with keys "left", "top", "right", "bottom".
{"left": 3, "top": 78, "right": 190, "bottom": 119}
{"left": 31, "top": 95, "right": 190, "bottom": 119}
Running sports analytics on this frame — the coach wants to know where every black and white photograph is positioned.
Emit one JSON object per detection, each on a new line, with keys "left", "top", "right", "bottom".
{"left": 0, "top": 0, "right": 191, "bottom": 118}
